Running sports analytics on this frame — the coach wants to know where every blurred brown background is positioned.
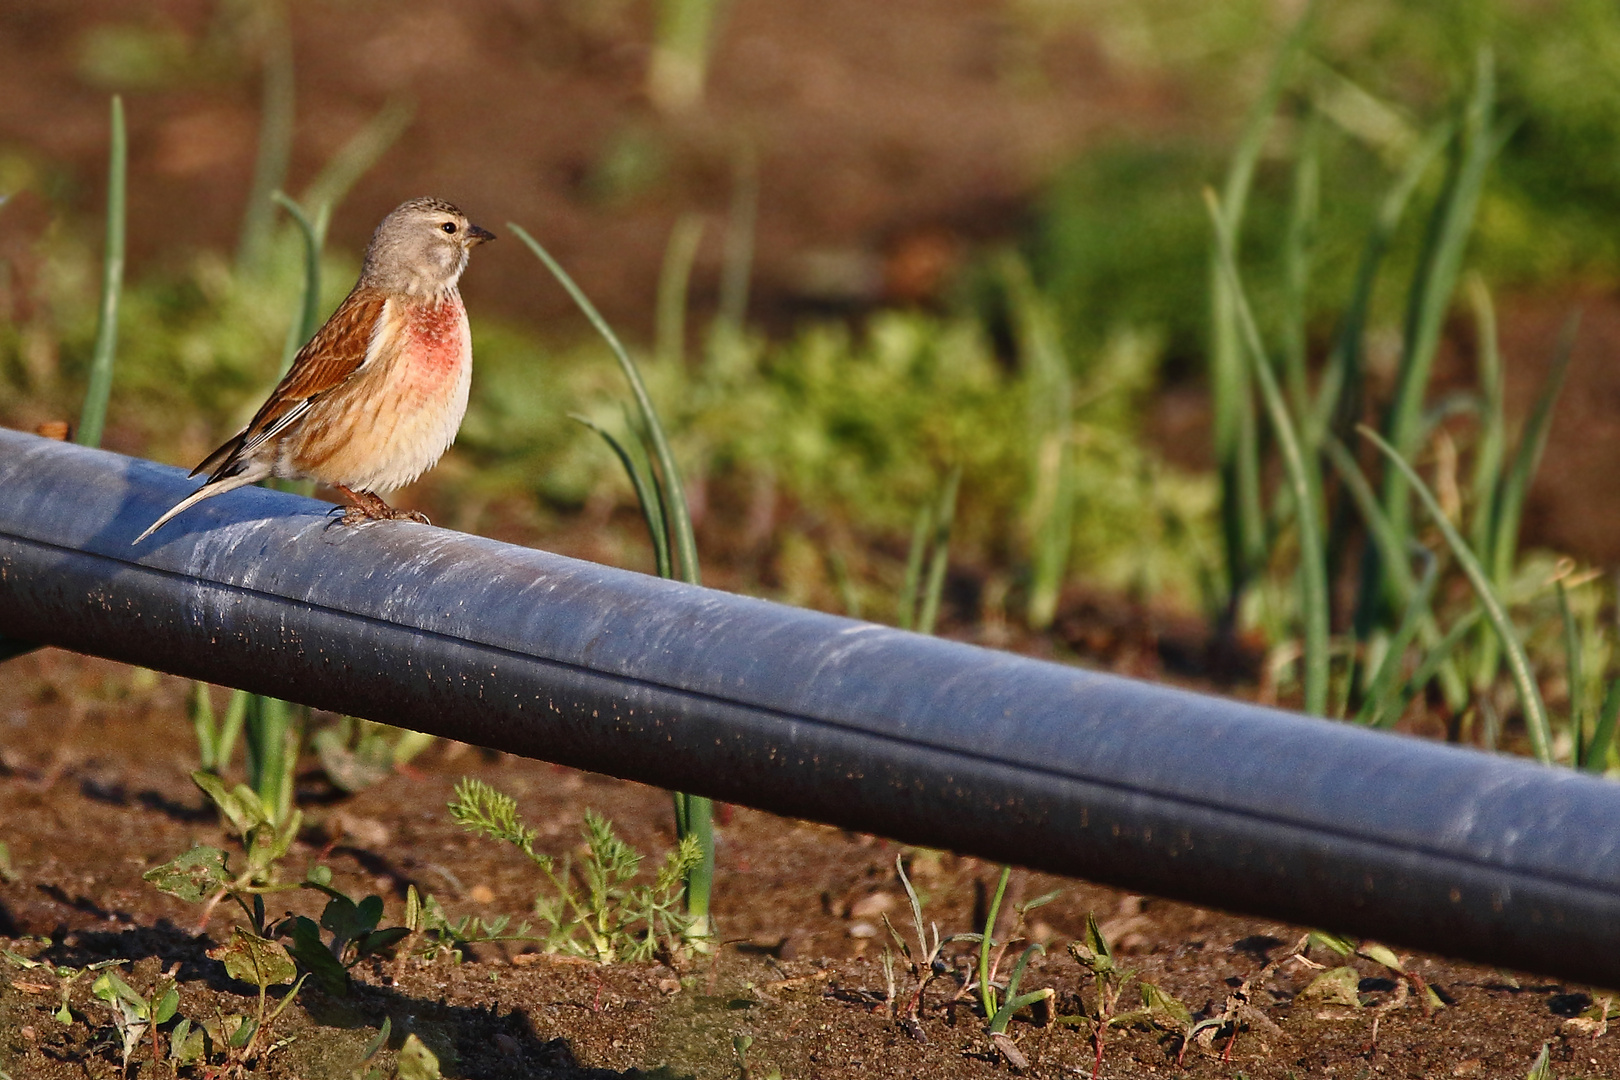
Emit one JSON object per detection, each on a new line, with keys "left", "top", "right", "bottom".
{"left": 0, "top": 0, "right": 1183, "bottom": 332}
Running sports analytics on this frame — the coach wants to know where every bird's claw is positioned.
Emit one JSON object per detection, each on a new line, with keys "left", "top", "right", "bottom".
{"left": 338, "top": 506, "right": 430, "bottom": 527}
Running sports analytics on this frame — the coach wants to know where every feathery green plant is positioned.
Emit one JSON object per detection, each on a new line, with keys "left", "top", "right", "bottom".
{"left": 449, "top": 778, "right": 702, "bottom": 962}
{"left": 508, "top": 221, "right": 715, "bottom": 941}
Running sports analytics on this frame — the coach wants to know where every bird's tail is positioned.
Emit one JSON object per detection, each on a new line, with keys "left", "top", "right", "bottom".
{"left": 131, "top": 467, "right": 270, "bottom": 545}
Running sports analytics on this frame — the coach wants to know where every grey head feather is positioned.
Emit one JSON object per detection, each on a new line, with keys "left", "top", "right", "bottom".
{"left": 357, "top": 197, "right": 492, "bottom": 299}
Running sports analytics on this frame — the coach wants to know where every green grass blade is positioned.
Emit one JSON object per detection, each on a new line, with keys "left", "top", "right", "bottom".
{"left": 1380, "top": 49, "right": 1498, "bottom": 538}
{"left": 916, "top": 466, "right": 961, "bottom": 638}
{"left": 572, "top": 413, "right": 671, "bottom": 578}
{"left": 1282, "top": 110, "right": 1321, "bottom": 431}
{"left": 715, "top": 145, "right": 758, "bottom": 341}
{"left": 508, "top": 224, "right": 702, "bottom": 586}
{"left": 271, "top": 191, "right": 330, "bottom": 375}
{"left": 1004, "top": 256, "right": 1075, "bottom": 632}
{"left": 647, "top": 0, "right": 727, "bottom": 113}
{"left": 244, "top": 694, "right": 300, "bottom": 827}
{"left": 218, "top": 688, "right": 247, "bottom": 771}
{"left": 1360, "top": 425, "right": 1551, "bottom": 762}
{"left": 1208, "top": 189, "right": 1330, "bottom": 716}
{"left": 673, "top": 791, "right": 714, "bottom": 937}
{"left": 1466, "top": 277, "right": 1507, "bottom": 694}
{"left": 1313, "top": 120, "right": 1453, "bottom": 443}
{"left": 979, "top": 865, "right": 1011, "bottom": 1020}
{"left": 1323, "top": 435, "right": 1468, "bottom": 713}
{"left": 897, "top": 503, "right": 932, "bottom": 632}
{"left": 1379, "top": 608, "right": 1483, "bottom": 731}
{"left": 656, "top": 213, "right": 704, "bottom": 366}
{"left": 1489, "top": 312, "right": 1580, "bottom": 587}
{"left": 1466, "top": 277, "right": 1505, "bottom": 563}
{"left": 1558, "top": 579, "right": 1582, "bottom": 766}
{"left": 76, "top": 95, "right": 126, "bottom": 450}
{"left": 299, "top": 99, "right": 413, "bottom": 218}
{"left": 1584, "top": 679, "right": 1620, "bottom": 774}
{"left": 1322, "top": 437, "right": 1416, "bottom": 603}
{"left": 237, "top": 7, "right": 295, "bottom": 274}
{"left": 1211, "top": 1, "right": 1316, "bottom": 605}
{"left": 1356, "top": 551, "right": 1438, "bottom": 727}
{"left": 191, "top": 681, "right": 219, "bottom": 771}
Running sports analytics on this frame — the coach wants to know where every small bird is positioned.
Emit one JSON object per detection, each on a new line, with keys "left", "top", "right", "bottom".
{"left": 134, "top": 197, "right": 494, "bottom": 544}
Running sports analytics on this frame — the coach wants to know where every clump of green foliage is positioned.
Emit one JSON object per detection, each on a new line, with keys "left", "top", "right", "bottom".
{"left": 1069, "top": 2, "right": 1620, "bottom": 761}
{"left": 0, "top": 213, "right": 1215, "bottom": 621}
{"left": 447, "top": 777, "right": 704, "bottom": 962}
{"left": 144, "top": 769, "right": 408, "bottom": 1015}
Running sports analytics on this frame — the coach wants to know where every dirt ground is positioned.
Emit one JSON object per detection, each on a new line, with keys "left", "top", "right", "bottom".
{"left": 0, "top": 0, "right": 1184, "bottom": 333}
{"left": 2, "top": 648, "right": 1617, "bottom": 1079}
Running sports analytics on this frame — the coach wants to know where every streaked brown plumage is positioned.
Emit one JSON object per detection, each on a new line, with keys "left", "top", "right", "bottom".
{"left": 134, "top": 197, "right": 494, "bottom": 544}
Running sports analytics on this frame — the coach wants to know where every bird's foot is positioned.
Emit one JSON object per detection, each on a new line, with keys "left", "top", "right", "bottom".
{"left": 334, "top": 485, "right": 431, "bottom": 526}
{"left": 339, "top": 505, "right": 430, "bottom": 526}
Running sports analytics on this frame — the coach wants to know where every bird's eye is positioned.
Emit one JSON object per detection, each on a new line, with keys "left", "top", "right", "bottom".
{"left": 441, "top": 222, "right": 457, "bottom": 234}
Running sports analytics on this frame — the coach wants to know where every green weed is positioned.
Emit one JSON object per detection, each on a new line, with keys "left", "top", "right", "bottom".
{"left": 90, "top": 965, "right": 178, "bottom": 1077}
{"left": 878, "top": 854, "right": 979, "bottom": 1034}
{"left": 1061, "top": 913, "right": 1198, "bottom": 1076}
{"left": 75, "top": 94, "right": 123, "bottom": 450}
{"left": 2, "top": 948, "right": 124, "bottom": 1026}
{"left": 144, "top": 770, "right": 305, "bottom": 935}
{"left": 276, "top": 869, "right": 410, "bottom": 995}
{"left": 509, "top": 223, "right": 717, "bottom": 939}
{"left": 448, "top": 778, "right": 704, "bottom": 962}
{"left": 204, "top": 928, "right": 305, "bottom": 1064}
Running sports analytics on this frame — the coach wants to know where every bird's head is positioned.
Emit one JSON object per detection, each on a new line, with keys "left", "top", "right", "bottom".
{"left": 361, "top": 197, "right": 495, "bottom": 299}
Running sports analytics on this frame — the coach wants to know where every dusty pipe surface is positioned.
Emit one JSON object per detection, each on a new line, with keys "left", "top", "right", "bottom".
{"left": 2, "top": 425, "right": 1619, "bottom": 984}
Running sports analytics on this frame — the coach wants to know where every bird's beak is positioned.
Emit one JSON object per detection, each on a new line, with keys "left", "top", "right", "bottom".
{"left": 466, "top": 223, "right": 496, "bottom": 246}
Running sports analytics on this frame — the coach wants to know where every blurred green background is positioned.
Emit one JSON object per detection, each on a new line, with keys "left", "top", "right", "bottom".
{"left": 5, "top": 0, "right": 1620, "bottom": 687}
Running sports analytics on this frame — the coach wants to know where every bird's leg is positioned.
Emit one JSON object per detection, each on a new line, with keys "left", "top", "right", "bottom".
{"left": 333, "top": 484, "right": 430, "bottom": 526}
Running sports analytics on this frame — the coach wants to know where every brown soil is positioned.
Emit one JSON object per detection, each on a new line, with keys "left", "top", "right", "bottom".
{"left": 2, "top": 648, "right": 1614, "bottom": 1080}
{"left": 0, "top": 0, "right": 1183, "bottom": 336}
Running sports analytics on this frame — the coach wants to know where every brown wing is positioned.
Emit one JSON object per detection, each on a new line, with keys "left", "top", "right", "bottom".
{"left": 192, "top": 287, "right": 390, "bottom": 481}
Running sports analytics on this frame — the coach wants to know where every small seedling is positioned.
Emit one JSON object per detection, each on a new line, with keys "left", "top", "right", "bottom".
{"left": 396, "top": 1033, "right": 444, "bottom": 1080}
{"left": 400, "top": 883, "right": 526, "bottom": 962}
{"left": 3, "top": 949, "right": 124, "bottom": 1025}
{"left": 1180, "top": 937, "right": 1293, "bottom": 1064}
{"left": 207, "top": 926, "right": 306, "bottom": 1063}
{"left": 449, "top": 778, "right": 703, "bottom": 962}
{"left": 191, "top": 683, "right": 246, "bottom": 774}
{"left": 878, "top": 853, "right": 978, "bottom": 1037}
{"left": 973, "top": 868, "right": 1059, "bottom": 1029}
{"left": 1526, "top": 1041, "right": 1554, "bottom": 1080}
{"left": 1303, "top": 931, "right": 1445, "bottom": 1012}
{"left": 348, "top": 1016, "right": 394, "bottom": 1079}
{"left": 91, "top": 967, "right": 179, "bottom": 1078}
{"left": 313, "top": 716, "right": 435, "bottom": 792}
{"left": 277, "top": 869, "right": 410, "bottom": 994}
{"left": 967, "top": 867, "right": 1059, "bottom": 1069}
{"left": 143, "top": 770, "right": 305, "bottom": 933}
{"left": 1061, "top": 913, "right": 1197, "bottom": 1077}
